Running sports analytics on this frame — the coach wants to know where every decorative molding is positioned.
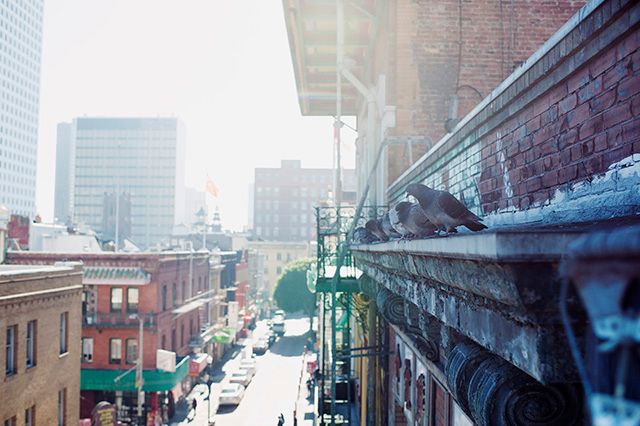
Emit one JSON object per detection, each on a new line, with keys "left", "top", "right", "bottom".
{"left": 446, "top": 341, "right": 583, "bottom": 426}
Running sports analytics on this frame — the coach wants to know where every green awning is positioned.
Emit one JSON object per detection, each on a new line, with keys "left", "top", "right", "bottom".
{"left": 212, "top": 328, "right": 233, "bottom": 344}
{"left": 81, "top": 356, "right": 189, "bottom": 392}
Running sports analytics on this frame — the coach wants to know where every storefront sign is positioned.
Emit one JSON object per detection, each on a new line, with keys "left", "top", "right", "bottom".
{"left": 91, "top": 401, "right": 116, "bottom": 426}
{"left": 156, "top": 349, "right": 176, "bottom": 372}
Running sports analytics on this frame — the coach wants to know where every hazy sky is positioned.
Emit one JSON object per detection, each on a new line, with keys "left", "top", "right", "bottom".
{"left": 37, "top": 0, "right": 355, "bottom": 231}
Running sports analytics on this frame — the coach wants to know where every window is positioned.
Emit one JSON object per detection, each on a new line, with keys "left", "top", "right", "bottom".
{"left": 59, "top": 313, "right": 68, "bottom": 354}
{"left": 26, "top": 320, "right": 36, "bottom": 368}
{"left": 24, "top": 406, "right": 35, "bottom": 426}
{"left": 82, "top": 338, "right": 93, "bottom": 363}
{"left": 162, "top": 286, "right": 167, "bottom": 311}
{"left": 4, "top": 417, "right": 16, "bottom": 426}
{"left": 126, "top": 339, "right": 138, "bottom": 364}
{"left": 57, "top": 389, "right": 66, "bottom": 426}
{"left": 109, "top": 339, "right": 122, "bottom": 364}
{"left": 110, "top": 288, "right": 123, "bottom": 311}
{"left": 127, "top": 288, "right": 139, "bottom": 312}
{"left": 6, "top": 325, "right": 17, "bottom": 375}
{"left": 276, "top": 266, "right": 282, "bottom": 275}
{"left": 277, "top": 253, "right": 282, "bottom": 261}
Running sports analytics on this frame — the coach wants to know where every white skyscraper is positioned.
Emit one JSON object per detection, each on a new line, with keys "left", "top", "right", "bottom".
{"left": 57, "top": 117, "right": 186, "bottom": 249}
{"left": 0, "top": 1, "right": 44, "bottom": 217}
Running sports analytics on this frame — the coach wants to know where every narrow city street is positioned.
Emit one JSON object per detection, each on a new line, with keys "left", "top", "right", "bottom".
{"left": 171, "top": 317, "right": 311, "bottom": 426}
{"left": 214, "top": 317, "right": 310, "bottom": 426}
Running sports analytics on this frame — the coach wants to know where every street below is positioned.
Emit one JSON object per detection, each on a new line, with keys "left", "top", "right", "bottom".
{"left": 214, "top": 317, "right": 309, "bottom": 426}
{"left": 171, "top": 317, "right": 312, "bottom": 426}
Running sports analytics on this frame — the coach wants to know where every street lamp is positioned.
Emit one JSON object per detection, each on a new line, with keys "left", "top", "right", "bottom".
{"left": 130, "top": 314, "right": 144, "bottom": 425}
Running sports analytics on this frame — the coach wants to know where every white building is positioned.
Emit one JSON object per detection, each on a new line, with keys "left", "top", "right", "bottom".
{"left": 0, "top": 1, "right": 45, "bottom": 217}
{"left": 55, "top": 117, "right": 186, "bottom": 249}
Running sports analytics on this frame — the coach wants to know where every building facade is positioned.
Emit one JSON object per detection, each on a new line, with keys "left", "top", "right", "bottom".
{"left": 0, "top": 1, "right": 44, "bottom": 218}
{"left": 7, "top": 251, "right": 211, "bottom": 424}
{"left": 285, "top": 0, "right": 640, "bottom": 424}
{"left": 253, "top": 160, "right": 356, "bottom": 241}
{"left": 0, "top": 264, "right": 83, "bottom": 426}
{"left": 54, "top": 122, "right": 73, "bottom": 223}
{"left": 55, "top": 117, "right": 186, "bottom": 249}
{"left": 247, "top": 241, "right": 311, "bottom": 294}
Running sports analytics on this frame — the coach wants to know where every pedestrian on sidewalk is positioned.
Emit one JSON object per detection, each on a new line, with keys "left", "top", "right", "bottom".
{"left": 188, "top": 398, "right": 198, "bottom": 422}
{"left": 277, "top": 413, "right": 285, "bottom": 425}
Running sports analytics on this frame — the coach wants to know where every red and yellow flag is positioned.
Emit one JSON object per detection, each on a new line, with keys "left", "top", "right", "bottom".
{"left": 205, "top": 176, "right": 219, "bottom": 198}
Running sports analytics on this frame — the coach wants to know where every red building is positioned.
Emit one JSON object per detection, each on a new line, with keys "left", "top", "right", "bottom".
{"left": 7, "top": 251, "right": 211, "bottom": 424}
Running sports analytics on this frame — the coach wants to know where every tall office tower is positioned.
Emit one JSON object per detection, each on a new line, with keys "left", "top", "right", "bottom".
{"left": 253, "top": 160, "right": 356, "bottom": 241}
{"left": 0, "top": 1, "right": 45, "bottom": 217}
{"left": 66, "top": 117, "right": 185, "bottom": 249}
{"left": 54, "top": 122, "right": 73, "bottom": 223}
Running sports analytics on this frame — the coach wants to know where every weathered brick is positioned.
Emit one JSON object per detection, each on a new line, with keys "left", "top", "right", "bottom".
{"left": 578, "top": 115, "right": 604, "bottom": 140}
{"left": 559, "top": 164, "right": 578, "bottom": 183}
{"left": 623, "top": 119, "right": 640, "bottom": 142}
{"left": 567, "top": 66, "right": 591, "bottom": 93}
{"left": 602, "top": 101, "right": 633, "bottom": 128}
{"left": 590, "top": 48, "right": 617, "bottom": 77}
{"left": 603, "top": 59, "right": 632, "bottom": 89}
{"left": 632, "top": 96, "right": 640, "bottom": 117}
{"left": 590, "top": 88, "right": 617, "bottom": 114}
{"left": 571, "top": 144, "right": 584, "bottom": 162}
{"left": 617, "top": 75, "right": 640, "bottom": 100}
{"left": 558, "top": 128, "right": 579, "bottom": 150}
{"left": 541, "top": 170, "right": 559, "bottom": 188}
{"left": 583, "top": 155, "right": 604, "bottom": 175}
{"left": 566, "top": 102, "right": 591, "bottom": 128}
{"left": 607, "top": 124, "right": 624, "bottom": 148}
{"left": 560, "top": 148, "right": 573, "bottom": 166}
{"left": 541, "top": 105, "right": 559, "bottom": 127}
{"left": 594, "top": 134, "right": 608, "bottom": 152}
{"left": 519, "top": 136, "right": 533, "bottom": 153}
{"left": 605, "top": 144, "right": 634, "bottom": 164}
{"left": 559, "top": 93, "right": 578, "bottom": 114}
{"left": 578, "top": 76, "right": 603, "bottom": 103}
{"left": 526, "top": 177, "right": 543, "bottom": 193}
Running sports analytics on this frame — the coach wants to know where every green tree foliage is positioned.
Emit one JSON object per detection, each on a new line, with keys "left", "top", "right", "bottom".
{"left": 273, "top": 258, "right": 315, "bottom": 315}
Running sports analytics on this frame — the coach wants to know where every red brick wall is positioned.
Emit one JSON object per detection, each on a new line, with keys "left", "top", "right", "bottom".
{"left": 384, "top": 0, "right": 586, "bottom": 182}
{"left": 388, "top": 0, "right": 640, "bottom": 226}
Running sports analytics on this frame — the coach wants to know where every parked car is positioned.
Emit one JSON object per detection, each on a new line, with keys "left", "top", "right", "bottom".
{"left": 253, "top": 337, "right": 269, "bottom": 354}
{"left": 240, "top": 359, "right": 257, "bottom": 376}
{"left": 218, "top": 383, "right": 245, "bottom": 406}
{"left": 229, "top": 369, "right": 252, "bottom": 387}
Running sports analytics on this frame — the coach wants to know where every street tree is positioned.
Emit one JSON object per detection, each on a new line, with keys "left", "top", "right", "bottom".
{"left": 273, "top": 259, "right": 316, "bottom": 325}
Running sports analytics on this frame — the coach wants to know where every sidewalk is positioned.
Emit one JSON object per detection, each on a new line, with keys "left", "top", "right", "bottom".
{"left": 295, "top": 352, "right": 317, "bottom": 426}
{"left": 168, "top": 344, "right": 244, "bottom": 426}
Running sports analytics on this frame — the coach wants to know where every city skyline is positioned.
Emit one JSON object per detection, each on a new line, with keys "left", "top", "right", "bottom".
{"left": 35, "top": 0, "right": 356, "bottom": 231}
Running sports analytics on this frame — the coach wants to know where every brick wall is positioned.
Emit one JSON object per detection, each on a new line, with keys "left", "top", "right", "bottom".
{"left": 0, "top": 269, "right": 82, "bottom": 425}
{"left": 384, "top": 0, "right": 586, "bottom": 183}
{"left": 389, "top": 0, "right": 640, "bottom": 226}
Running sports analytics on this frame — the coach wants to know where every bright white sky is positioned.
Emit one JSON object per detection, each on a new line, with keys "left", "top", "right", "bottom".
{"left": 36, "top": 0, "right": 355, "bottom": 231}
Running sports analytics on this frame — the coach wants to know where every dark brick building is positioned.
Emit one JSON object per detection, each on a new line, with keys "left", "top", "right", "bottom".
{"left": 285, "top": 0, "right": 640, "bottom": 424}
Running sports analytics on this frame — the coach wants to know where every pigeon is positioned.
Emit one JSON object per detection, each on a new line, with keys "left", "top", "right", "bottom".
{"left": 388, "top": 201, "right": 437, "bottom": 239}
{"left": 380, "top": 212, "right": 402, "bottom": 239}
{"left": 365, "top": 219, "right": 389, "bottom": 242}
{"left": 351, "top": 226, "right": 378, "bottom": 244}
{"left": 406, "top": 183, "right": 487, "bottom": 233}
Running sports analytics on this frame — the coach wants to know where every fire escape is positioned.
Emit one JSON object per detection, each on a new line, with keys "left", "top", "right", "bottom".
{"left": 310, "top": 205, "right": 385, "bottom": 425}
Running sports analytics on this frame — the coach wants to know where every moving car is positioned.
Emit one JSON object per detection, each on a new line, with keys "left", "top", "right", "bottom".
{"left": 253, "top": 337, "right": 269, "bottom": 354}
{"left": 229, "top": 369, "right": 252, "bottom": 387}
{"left": 218, "top": 383, "right": 245, "bottom": 406}
{"left": 272, "top": 317, "right": 286, "bottom": 336}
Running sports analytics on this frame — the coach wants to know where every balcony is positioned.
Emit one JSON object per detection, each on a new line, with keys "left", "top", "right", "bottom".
{"left": 83, "top": 312, "right": 156, "bottom": 328}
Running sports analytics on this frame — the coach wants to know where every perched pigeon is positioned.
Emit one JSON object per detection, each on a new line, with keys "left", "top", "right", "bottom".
{"left": 365, "top": 219, "right": 389, "bottom": 242}
{"left": 406, "top": 183, "right": 487, "bottom": 233}
{"left": 388, "top": 201, "right": 437, "bottom": 239}
{"left": 380, "top": 212, "right": 402, "bottom": 239}
{"left": 351, "top": 226, "right": 378, "bottom": 244}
